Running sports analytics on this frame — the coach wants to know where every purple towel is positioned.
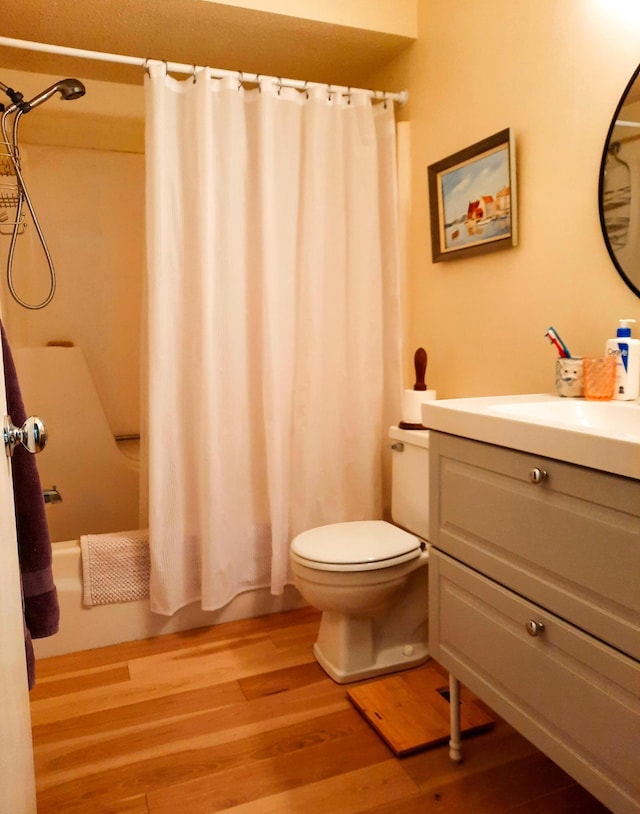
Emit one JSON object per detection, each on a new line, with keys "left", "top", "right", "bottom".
{"left": 1, "top": 323, "right": 59, "bottom": 689}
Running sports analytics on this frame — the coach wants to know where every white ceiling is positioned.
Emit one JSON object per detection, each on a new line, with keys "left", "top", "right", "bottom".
{"left": 0, "top": 0, "right": 414, "bottom": 87}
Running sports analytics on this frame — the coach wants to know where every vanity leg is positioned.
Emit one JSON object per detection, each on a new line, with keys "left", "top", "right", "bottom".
{"left": 449, "top": 674, "right": 463, "bottom": 763}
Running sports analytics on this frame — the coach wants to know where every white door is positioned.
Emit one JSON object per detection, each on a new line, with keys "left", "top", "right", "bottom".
{"left": 0, "top": 345, "right": 37, "bottom": 812}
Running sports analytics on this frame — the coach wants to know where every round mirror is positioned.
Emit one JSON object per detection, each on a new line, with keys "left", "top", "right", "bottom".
{"left": 599, "top": 64, "right": 640, "bottom": 298}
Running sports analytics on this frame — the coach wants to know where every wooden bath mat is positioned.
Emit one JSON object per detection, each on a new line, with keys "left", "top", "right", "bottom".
{"left": 347, "top": 665, "right": 494, "bottom": 756}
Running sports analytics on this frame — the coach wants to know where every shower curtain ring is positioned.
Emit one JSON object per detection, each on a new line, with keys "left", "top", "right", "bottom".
{"left": 237, "top": 71, "right": 244, "bottom": 90}
{"left": 303, "top": 80, "right": 309, "bottom": 99}
{"left": 327, "top": 84, "right": 333, "bottom": 102}
{"left": 347, "top": 86, "right": 351, "bottom": 105}
{"left": 192, "top": 65, "right": 197, "bottom": 84}
{"left": 277, "top": 77, "right": 283, "bottom": 96}
{"left": 256, "top": 74, "right": 261, "bottom": 92}
{"left": 143, "top": 58, "right": 168, "bottom": 77}
{"left": 383, "top": 91, "right": 388, "bottom": 109}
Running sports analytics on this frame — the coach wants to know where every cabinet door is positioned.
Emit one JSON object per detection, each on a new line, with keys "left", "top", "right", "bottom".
{"left": 429, "top": 432, "right": 640, "bottom": 660}
{"left": 429, "top": 549, "right": 640, "bottom": 814}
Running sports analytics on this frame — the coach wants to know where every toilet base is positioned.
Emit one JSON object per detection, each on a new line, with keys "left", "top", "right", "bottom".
{"left": 296, "top": 552, "right": 430, "bottom": 684}
{"left": 310, "top": 556, "right": 430, "bottom": 684}
{"left": 314, "top": 639, "right": 429, "bottom": 684}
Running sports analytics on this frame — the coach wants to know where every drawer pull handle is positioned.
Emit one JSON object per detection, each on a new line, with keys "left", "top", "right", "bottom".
{"left": 391, "top": 442, "right": 404, "bottom": 452}
{"left": 529, "top": 467, "right": 548, "bottom": 484}
{"left": 526, "top": 620, "right": 545, "bottom": 637}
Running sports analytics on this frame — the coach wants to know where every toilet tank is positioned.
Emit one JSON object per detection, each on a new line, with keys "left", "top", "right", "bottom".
{"left": 389, "top": 425, "right": 430, "bottom": 540}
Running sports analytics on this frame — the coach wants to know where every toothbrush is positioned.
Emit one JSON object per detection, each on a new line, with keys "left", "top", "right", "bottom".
{"left": 544, "top": 326, "right": 571, "bottom": 358}
{"left": 545, "top": 327, "right": 569, "bottom": 357}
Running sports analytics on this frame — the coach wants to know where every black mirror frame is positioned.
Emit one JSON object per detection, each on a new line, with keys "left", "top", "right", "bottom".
{"left": 598, "top": 62, "right": 640, "bottom": 299}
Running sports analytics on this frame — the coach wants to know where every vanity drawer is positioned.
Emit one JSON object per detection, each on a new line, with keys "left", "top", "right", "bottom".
{"left": 429, "top": 550, "right": 640, "bottom": 814}
{"left": 429, "top": 432, "right": 640, "bottom": 660}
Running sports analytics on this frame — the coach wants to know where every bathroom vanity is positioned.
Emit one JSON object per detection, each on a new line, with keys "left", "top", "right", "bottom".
{"left": 422, "top": 395, "right": 640, "bottom": 814}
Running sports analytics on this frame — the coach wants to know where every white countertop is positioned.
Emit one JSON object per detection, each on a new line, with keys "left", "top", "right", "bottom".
{"left": 421, "top": 393, "right": 640, "bottom": 480}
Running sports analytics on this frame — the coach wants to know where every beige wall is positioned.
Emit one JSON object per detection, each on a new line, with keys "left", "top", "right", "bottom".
{"left": 0, "top": 139, "right": 144, "bottom": 438}
{"left": 375, "top": 0, "right": 640, "bottom": 397}
{"left": 4, "top": 0, "right": 640, "bottom": 415}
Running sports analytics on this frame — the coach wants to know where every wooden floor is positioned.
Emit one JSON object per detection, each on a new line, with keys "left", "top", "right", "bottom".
{"left": 30, "top": 606, "right": 612, "bottom": 813}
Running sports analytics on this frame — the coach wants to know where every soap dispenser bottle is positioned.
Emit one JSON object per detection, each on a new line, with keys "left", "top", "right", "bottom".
{"left": 606, "top": 318, "right": 640, "bottom": 400}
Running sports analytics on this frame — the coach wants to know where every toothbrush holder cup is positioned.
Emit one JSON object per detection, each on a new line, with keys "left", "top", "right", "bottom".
{"left": 582, "top": 355, "right": 616, "bottom": 401}
{"left": 555, "top": 357, "right": 584, "bottom": 398}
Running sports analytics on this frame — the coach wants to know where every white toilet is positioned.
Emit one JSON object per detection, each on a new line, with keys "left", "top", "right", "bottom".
{"left": 290, "top": 426, "right": 430, "bottom": 684}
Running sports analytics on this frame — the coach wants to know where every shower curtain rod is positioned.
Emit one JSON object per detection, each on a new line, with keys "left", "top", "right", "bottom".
{"left": 0, "top": 36, "right": 408, "bottom": 105}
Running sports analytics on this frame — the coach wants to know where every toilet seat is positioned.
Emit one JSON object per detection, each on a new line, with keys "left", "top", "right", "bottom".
{"left": 290, "top": 520, "right": 422, "bottom": 572}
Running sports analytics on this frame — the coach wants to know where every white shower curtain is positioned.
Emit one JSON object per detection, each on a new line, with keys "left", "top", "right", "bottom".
{"left": 144, "top": 64, "right": 403, "bottom": 615}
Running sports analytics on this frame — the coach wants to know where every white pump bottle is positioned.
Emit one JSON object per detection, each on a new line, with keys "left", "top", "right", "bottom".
{"left": 606, "top": 318, "right": 640, "bottom": 400}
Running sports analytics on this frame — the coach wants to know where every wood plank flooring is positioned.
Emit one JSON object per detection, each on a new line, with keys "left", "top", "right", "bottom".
{"left": 30, "top": 606, "right": 612, "bottom": 813}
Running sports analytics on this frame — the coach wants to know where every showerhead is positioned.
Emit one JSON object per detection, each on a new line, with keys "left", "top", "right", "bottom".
{"left": 56, "top": 78, "right": 86, "bottom": 101}
{"left": 19, "top": 78, "right": 86, "bottom": 113}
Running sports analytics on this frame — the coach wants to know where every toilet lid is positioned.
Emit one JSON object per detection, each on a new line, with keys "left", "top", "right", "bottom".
{"left": 290, "top": 520, "right": 422, "bottom": 571}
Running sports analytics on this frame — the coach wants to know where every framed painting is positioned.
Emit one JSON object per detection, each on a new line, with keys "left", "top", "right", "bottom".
{"left": 427, "top": 128, "right": 518, "bottom": 262}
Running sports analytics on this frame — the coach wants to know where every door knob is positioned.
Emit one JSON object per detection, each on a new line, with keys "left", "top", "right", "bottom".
{"left": 4, "top": 415, "right": 48, "bottom": 457}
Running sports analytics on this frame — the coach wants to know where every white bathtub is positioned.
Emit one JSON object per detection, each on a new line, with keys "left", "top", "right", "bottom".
{"left": 33, "top": 539, "right": 304, "bottom": 658}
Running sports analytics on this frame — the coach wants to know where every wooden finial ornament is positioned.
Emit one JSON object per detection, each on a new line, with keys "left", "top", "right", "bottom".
{"left": 413, "top": 348, "right": 427, "bottom": 391}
